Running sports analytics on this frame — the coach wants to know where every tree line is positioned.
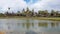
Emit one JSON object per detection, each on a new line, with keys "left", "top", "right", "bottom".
{"left": 0, "top": 7, "right": 60, "bottom": 17}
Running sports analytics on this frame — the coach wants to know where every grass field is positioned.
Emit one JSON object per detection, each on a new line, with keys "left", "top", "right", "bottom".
{"left": 32, "top": 17, "right": 60, "bottom": 21}
{"left": 0, "top": 16, "right": 60, "bottom": 21}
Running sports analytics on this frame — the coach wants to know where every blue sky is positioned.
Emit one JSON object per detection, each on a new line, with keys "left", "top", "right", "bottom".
{"left": 24, "top": 0, "right": 30, "bottom": 3}
{"left": 24, "top": 0, "right": 39, "bottom": 4}
{"left": 0, "top": 0, "right": 60, "bottom": 13}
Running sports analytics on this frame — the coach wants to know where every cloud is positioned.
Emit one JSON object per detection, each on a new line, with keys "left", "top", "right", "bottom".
{"left": 0, "top": 0, "right": 27, "bottom": 13}
{"left": 0, "top": 0, "right": 60, "bottom": 13}
{"left": 29, "top": 0, "right": 60, "bottom": 11}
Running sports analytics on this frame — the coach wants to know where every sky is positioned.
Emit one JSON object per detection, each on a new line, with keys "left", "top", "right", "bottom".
{"left": 0, "top": 0, "right": 60, "bottom": 13}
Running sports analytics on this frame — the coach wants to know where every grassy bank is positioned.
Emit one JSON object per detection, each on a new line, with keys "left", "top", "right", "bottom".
{"left": 0, "top": 16, "right": 60, "bottom": 21}
{"left": 32, "top": 17, "right": 60, "bottom": 21}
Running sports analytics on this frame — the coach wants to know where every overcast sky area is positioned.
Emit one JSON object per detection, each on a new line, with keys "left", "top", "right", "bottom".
{"left": 0, "top": 0, "right": 60, "bottom": 13}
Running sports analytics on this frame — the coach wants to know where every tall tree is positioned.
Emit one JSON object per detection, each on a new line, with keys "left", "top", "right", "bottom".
{"left": 38, "top": 10, "right": 45, "bottom": 16}
{"left": 44, "top": 10, "right": 48, "bottom": 16}
{"left": 51, "top": 10, "right": 56, "bottom": 17}
{"left": 55, "top": 11, "right": 60, "bottom": 17}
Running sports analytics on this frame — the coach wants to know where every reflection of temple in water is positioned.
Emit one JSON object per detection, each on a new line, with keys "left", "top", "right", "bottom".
{"left": 0, "top": 23, "right": 60, "bottom": 30}
{"left": 0, "top": 19, "right": 60, "bottom": 34}
{"left": 0, "top": 21, "right": 60, "bottom": 31}
{"left": 0, "top": 19, "right": 60, "bottom": 33}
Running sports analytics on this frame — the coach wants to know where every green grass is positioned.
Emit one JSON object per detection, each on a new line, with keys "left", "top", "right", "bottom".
{"left": 0, "top": 16, "right": 60, "bottom": 21}
{"left": 32, "top": 17, "right": 60, "bottom": 21}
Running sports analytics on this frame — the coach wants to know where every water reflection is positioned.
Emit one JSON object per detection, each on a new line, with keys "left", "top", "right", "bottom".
{"left": 0, "top": 19, "right": 60, "bottom": 32}
{"left": 25, "top": 30, "right": 37, "bottom": 34}
{"left": 38, "top": 23, "right": 48, "bottom": 27}
{"left": 51, "top": 23, "right": 59, "bottom": 27}
{"left": 26, "top": 23, "right": 31, "bottom": 29}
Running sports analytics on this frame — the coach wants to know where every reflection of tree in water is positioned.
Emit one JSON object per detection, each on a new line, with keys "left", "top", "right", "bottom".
{"left": 38, "top": 22, "right": 48, "bottom": 27}
{"left": 51, "top": 23, "right": 58, "bottom": 27}
{"left": 32, "top": 23, "right": 34, "bottom": 27}
{"left": 51, "top": 23, "right": 55, "bottom": 27}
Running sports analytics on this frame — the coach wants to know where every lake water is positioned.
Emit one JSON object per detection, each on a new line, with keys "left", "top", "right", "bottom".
{"left": 0, "top": 19, "right": 60, "bottom": 34}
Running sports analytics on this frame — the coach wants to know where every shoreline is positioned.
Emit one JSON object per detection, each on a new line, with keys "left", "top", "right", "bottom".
{"left": 0, "top": 17, "right": 60, "bottom": 21}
